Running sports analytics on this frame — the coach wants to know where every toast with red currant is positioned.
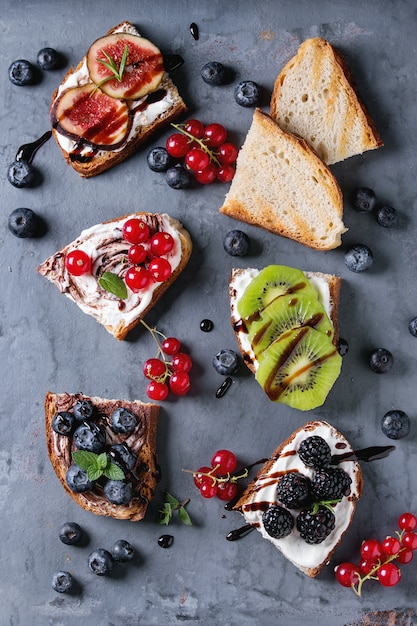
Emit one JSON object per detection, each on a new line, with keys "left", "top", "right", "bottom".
{"left": 36, "top": 212, "right": 192, "bottom": 340}
{"left": 50, "top": 21, "right": 187, "bottom": 177}
{"left": 45, "top": 391, "right": 160, "bottom": 521}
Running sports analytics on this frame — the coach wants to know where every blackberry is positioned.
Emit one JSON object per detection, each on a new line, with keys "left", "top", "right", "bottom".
{"left": 298, "top": 436, "right": 331, "bottom": 470}
{"left": 311, "top": 467, "right": 352, "bottom": 500}
{"left": 296, "top": 505, "right": 336, "bottom": 544}
{"left": 262, "top": 505, "right": 294, "bottom": 539}
{"left": 276, "top": 472, "right": 312, "bottom": 509}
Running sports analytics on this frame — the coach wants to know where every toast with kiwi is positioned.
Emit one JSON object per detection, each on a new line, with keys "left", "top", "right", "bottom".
{"left": 233, "top": 420, "right": 363, "bottom": 577}
{"left": 219, "top": 109, "right": 346, "bottom": 250}
{"left": 270, "top": 37, "right": 383, "bottom": 165}
{"left": 50, "top": 21, "right": 187, "bottom": 177}
{"left": 45, "top": 391, "right": 160, "bottom": 521}
{"left": 230, "top": 265, "right": 342, "bottom": 410}
{"left": 36, "top": 212, "right": 192, "bottom": 340}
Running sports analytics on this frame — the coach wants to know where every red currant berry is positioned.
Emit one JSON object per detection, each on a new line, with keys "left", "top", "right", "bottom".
{"left": 396, "top": 548, "right": 414, "bottom": 564}
{"left": 183, "top": 119, "right": 205, "bottom": 139}
{"left": 166, "top": 133, "right": 190, "bottom": 158}
{"left": 143, "top": 358, "right": 167, "bottom": 381}
{"left": 128, "top": 244, "right": 147, "bottom": 265}
{"left": 335, "top": 562, "right": 361, "bottom": 588}
{"left": 381, "top": 536, "right": 401, "bottom": 556}
{"left": 169, "top": 371, "right": 191, "bottom": 396}
{"left": 360, "top": 539, "right": 383, "bottom": 562}
{"left": 171, "top": 352, "right": 193, "bottom": 373}
{"left": 193, "top": 466, "right": 213, "bottom": 488}
{"left": 65, "top": 249, "right": 91, "bottom": 276}
{"left": 217, "top": 142, "right": 239, "bottom": 164}
{"left": 203, "top": 123, "right": 227, "bottom": 148}
{"left": 398, "top": 512, "right": 417, "bottom": 532}
{"left": 125, "top": 266, "right": 152, "bottom": 292}
{"left": 377, "top": 562, "right": 402, "bottom": 587}
{"left": 146, "top": 380, "right": 169, "bottom": 401}
{"left": 161, "top": 337, "right": 181, "bottom": 355}
{"left": 211, "top": 450, "right": 237, "bottom": 475}
{"left": 217, "top": 164, "right": 235, "bottom": 183}
{"left": 185, "top": 147, "right": 210, "bottom": 172}
{"left": 195, "top": 162, "right": 218, "bottom": 185}
{"left": 148, "top": 257, "right": 172, "bottom": 282}
{"left": 122, "top": 218, "right": 150, "bottom": 244}
{"left": 200, "top": 481, "right": 218, "bottom": 499}
{"left": 358, "top": 559, "right": 376, "bottom": 576}
{"left": 150, "top": 232, "right": 175, "bottom": 257}
{"left": 402, "top": 531, "right": 417, "bottom": 550}
{"left": 216, "top": 481, "right": 238, "bottom": 502}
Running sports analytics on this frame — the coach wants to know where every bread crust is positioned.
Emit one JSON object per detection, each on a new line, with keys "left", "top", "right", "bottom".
{"left": 45, "top": 391, "right": 160, "bottom": 521}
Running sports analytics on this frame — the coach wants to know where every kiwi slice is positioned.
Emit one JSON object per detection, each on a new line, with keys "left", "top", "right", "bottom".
{"left": 237, "top": 265, "right": 318, "bottom": 324}
{"left": 255, "top": 326, "right": 342, "bottom": 410}
{"left": 248, "top": 293, "right": 334, "bottom": 358}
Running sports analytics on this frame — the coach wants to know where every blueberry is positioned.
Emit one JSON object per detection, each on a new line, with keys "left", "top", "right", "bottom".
{"left": 147, "top": 147, "right": 173, "bottom": 172}
{"left": 165, "top": 164, "right": 191, "bottom": 189}
{"left": 111, "top": 539, "right": 135, "bottom": 562}
{"left": 88, "top": 548, "right": 113, "bottom": 576}
{"left": 223, "top": 230, "right": 250, "bottom": 256}
{"left": 408, "top": 317, "right": 417, "bottom": 337}
{"left": 59, "top": 522, "right": 83, "bottom": 545}
{"left": 7, "top": 160, "right": 37, "bottom": 188}
{"left": 375, "top": 205, "right": 398, "bottom": 228}
{"left": 353, "top": 187, "right": 376, "bottom": 212}
{"left": 103, "top": 480, "right": 133, "bottom": 505}
{"left": 66, "top": 464, "right": 94, "bottom": 493}
{"left": 369, "top": 348, "right": 394, "bottom": 374}
{"left": 201, "top": 61, "right": 231, "bottom": 86}
{"left": 73, "top": 399, "right": 94, "bottom": 421}
{"left": 52, "top": 411, "right": 76, "bottom": 436}
{"left": 73, "top": 422, "right": 106, "bottom": 452}
{"left": 8, "top": 59, "right": 36, "bottom": 86}
{"left": 234, "top": 81, "right": 261, "bottom": 107}
{"left": 381, "top": 410, "right": 410, "bottom": 440}
{"left": 8, "top": 207, "right": 39, "bottom": 238}
{"left": 111, "top": 408, "right": 137, "bottom": 434}
{"left": 344, "top": 244, "right": 374, "bottom": 272}
{"left": 51, "top": 571, "right": 73, "bottom": 593}
{"left": 37, "top": 47, "right": 60, "bottom": 70}
{"left": 109, "top": 443, "right": 137, "bottom": 471}
{"left": 213, "top": 349, "right": 240, "bottom": 376}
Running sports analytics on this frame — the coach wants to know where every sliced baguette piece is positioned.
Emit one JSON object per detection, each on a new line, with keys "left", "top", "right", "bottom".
{"left": 233, "top": 420, "right": 363, "bottom": 577}
{"left": 45, "top": 391, "right": 160, "bottom": 521}
{"left": 219, "top": 109, "right": 346, "bottom": 250}
{"left": 36, "top": 212, "right": 192, "bottom": 340}
{"left": 270, "top": 37, "right": 383, "bottom": 165}
{"left": 50, "top": 21, "right": 187, "bottom": 177}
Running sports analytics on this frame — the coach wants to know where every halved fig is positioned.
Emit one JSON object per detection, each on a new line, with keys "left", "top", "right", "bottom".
{"left": 53, "top": 84, "right": 131, "bottom": 148}
{"left": 86, "top": 33, "right": 164, "bottom": 100}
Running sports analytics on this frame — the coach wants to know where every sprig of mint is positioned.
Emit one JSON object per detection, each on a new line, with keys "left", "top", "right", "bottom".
{"left": 157, "top": 492, "right": 192, "bottom": 526}
{"left": 98, "top": 272, "right": 128, "bottom": 300}
{"left": 72, "top": 450, "right": 125, "bottom": 482}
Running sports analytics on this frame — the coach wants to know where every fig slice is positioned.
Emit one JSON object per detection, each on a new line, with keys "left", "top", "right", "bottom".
{"left": 86, "top": 33, "right": 165, "bottom": 100}
{"left": 53, "top": 84, "right": 131, "bottom": 148}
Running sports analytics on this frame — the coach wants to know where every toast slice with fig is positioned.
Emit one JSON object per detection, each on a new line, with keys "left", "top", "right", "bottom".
{"left": 50, "top": 21, "right": 187, "bottom": 177}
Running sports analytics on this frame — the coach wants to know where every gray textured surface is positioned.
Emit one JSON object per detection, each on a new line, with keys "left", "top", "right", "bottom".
{"left": 1, "top": 1, "right": 417, "bottom": 624}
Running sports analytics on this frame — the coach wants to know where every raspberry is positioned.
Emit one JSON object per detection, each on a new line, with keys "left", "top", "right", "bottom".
{"left": 311, "top": 467, "right": 352, "bottom": 500}
{"left": 296, "top": 505, "right": 335, "bottom": 544}
{"left": 298, "top": 436, "right": 331, "bottom": 469}
{"left": 276, "top": 472, "right": 312, "bottom": 509}
{"left": 262, "top": 505, "right": 294, "bottom": 539}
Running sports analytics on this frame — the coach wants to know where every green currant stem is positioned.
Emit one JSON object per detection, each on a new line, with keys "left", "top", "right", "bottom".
{"left": 183, "top": 466, "right": 249, "bottom": 486}
{"left": 171, "top": 123, "right": 222, "bottom": 167}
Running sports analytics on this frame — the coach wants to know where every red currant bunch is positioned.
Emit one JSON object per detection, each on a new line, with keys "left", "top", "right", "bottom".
{"left": 335, "top": 512, "right": 417, "bottom": 595}
{"left": 141, "top": 320, "right": 192, "bottom": 401}
{"left": 186, "top": 449, "right": 248, "bottom": 502}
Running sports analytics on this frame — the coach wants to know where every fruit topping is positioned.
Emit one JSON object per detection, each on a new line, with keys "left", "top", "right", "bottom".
{"left": 73, "top": 422, "right": 106, "bottom": 453}
{"left": 51, "top": 571, "right": 74, "bottom": 593}
{"left": 296, "top": 504, "right": 336, "bottom": 544}
{"left": 109, "top": 443, "right": 137, "bottom": 471}
{"left": 223, "top": 230, "right": 250, "bottom": 257}
{"left": 375, "top": 204, "right": 399, "bottom": 228}
{"left": 122, "top": 218, "right": 151, "bottom": 244}
{"left": 111, "top": 540, "right": 135, "bottom": 562}
{"left": 8, "top": 59, "right": 36, "bottom": 86}
{"left": 65, "top": 464, "right": 95, "bottom": 493}
{"left": 353, "top": 187, "right": 376, "bottom": 212}
{"left": 86, "top": 33, "right": 164, "bottom": 100}
{"left": 37, "top": 47, "right": 61, "bottom": 70}
{"left": 59, "top": 522, "right": 83, "bottom": 545}
{"left": 201, "top": 61, "right": 231, "bottom": 85}
{"left": 103, "top": 479, "right": 133, "bottom": 505}
{"left": 369, "top": 347, "right": 393, "bottom": 373}
{"left": 65, "top": 250, "right": 92, "bottom": 276}
{"left": 110, "top": 408, "right": 137, "bottom": 434}
{"left": 8, "top": 207, "right": 40, "bottom": 238}
{"left": 381, "top": 410, "right": 410, "bottom": 440}
{"left": 298, "top": 436, "right": 331, "bottom": 470}
{"left": 311, "top": 467, "right": 352, "bottom": 500}
{"left": 262, "top": 505, "right": 294, "bottom": 539}
{"left": 147, "top": 147, "right": 173, "bottom": 172}
{"left": 88, "top": 548, "right": 113, "bottom": 576}
{"left": 344, "top": 244, "right": 374, "bottom": 272}
{"left": 52, "top": 411, "right": 76, "bottom": 436}
{"left": 234, "top": 80, "right": 261, "bottom": 107}
{"left": 276, "top": 473, "right": 312, "bottom": 509}
{"left": 73, "top": 399, "right": 94, "bottom": 421}
{"left": 212, "top": 349, "right": 240, "bottom": 376}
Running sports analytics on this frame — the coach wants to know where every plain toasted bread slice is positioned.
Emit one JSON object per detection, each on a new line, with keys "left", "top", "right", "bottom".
{"left": 36, "top": 212, "right": 192, "bottom": 340}
{"left": 50, "top": 21, "right": 187, "bottom": 177}
{"left": 219, "top": 109, "right": 346, "bottom": 250}
{"left": 270, "top": 37, "right": 383, "bottom": 165}
{"left": 233, "top": 420, "right": 363, "bottom": 577}
{"left": 45, "top": 391, "right": 160, "bottom": 521}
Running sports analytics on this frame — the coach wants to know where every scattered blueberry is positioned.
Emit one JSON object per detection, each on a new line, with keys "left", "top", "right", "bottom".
{"left": 353, "top": 187, "right": 376, "bottom": 212}
{"left": 109, "top": 443, "right": 137, "bottom": 471}
{"left": 7, "top": 161, "right": 37, "bottom": 188}
{"left": 52, "top": 411, "right": 76, "bottom": 436}
{"left": 111, "top": 540, "right": 135, "bottom": 562}
{"left": 147, "top": 147, "right": 174, "bottom": 172}
{"left": 369, "top": 348, "right": 394, "bottom": 374}
{"left": 8, "top": 207, "right": 39, "bottom": 238}
{"left": 73, "top": 399, "right": 94, "bottom": 421}
{"left": 73, "top": 422, "right": 106, "bottom": 452}
{"left": 103, "top": 480, "right": 133, "bottom": 505}
{"left": 344, "top": 244, "right": 374, "bottom": 272}
{"left": 59, "top": 522, "right": 83, "bottom": 545}
{"left": 381, "top": 410, "right": 410, "bottom": 440}
{"left": 213, "top": 349, "right": 240, "bottom": 376}
{"left": 111, "top": 408, "right": 137, "bottom": 434}
{"left": 375, "top": 205, "right": 399, "bottom": 228}
{"left": 408, "top": 317, "right": 417, "bottom": 337}
{"left": 37, "top": 47, "right": 60, "bottom": 70}
{"left": 223, "top": 230, "right": 250, "bottom": 256}
{"left": 51, "top": 571, "right": 73, "bottom": 593}
{"left": 165, "top": 164, "right": 191, "bottom": 189}
{"left": 8, "top": 59, "right": 36, "bottom": 86}
{"left": 234, "top": 81, "right": 261, "bottom": 107}
{"left": 66, "top": 464, "right": 94, "bottom": 493}
{"left": 88, "top": 548, "right": 113, "bottom": 576}
{"left": 201, "top": 61, "right": 231, "bottom": 86}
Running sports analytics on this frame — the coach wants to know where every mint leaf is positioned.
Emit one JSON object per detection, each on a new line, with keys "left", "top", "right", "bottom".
{"left": 157, "top": 502, "right": 172, "bottom": 525}
{"left": 99, "top": 272, "right": 128, "bottom": 299}
{"left": 178, "top": 507, "right": 192, "bottom": 526}
{"left": 104, "top": 463, "right": 125, "bottom": 481}
{"left": 165, "top": 492, "right": 180, "bottom": 507}
{"left": 72, "top": 450, "right": 99, "bottom": 471}
{"left": 87, "top": 466, "right": 103, "bottom": 482}
{"left": 97, "top": 452, "right": 108, "bottom": 469}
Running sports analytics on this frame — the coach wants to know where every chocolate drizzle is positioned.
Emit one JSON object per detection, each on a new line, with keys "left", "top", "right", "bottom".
{"left": 15, "top": 130, "right": 52, "bottom": 163}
